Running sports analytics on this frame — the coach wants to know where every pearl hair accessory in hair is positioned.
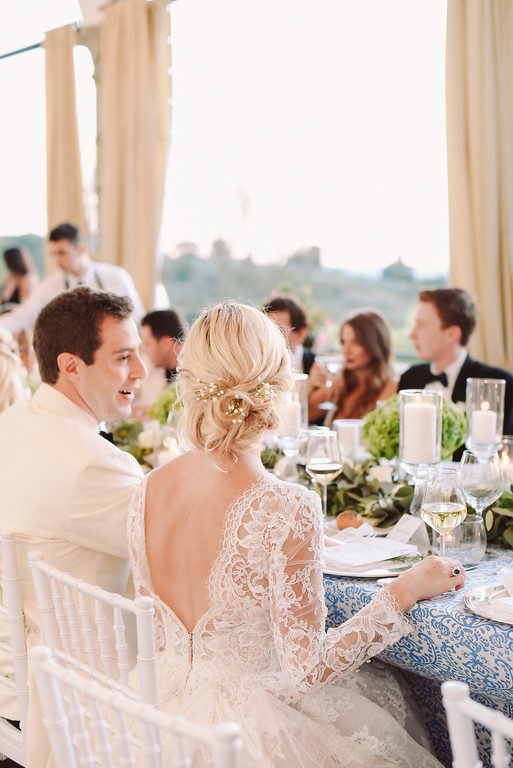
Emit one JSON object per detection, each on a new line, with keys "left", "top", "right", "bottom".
{"left": 195, "top": 377, "right": 275, "bottom": 424}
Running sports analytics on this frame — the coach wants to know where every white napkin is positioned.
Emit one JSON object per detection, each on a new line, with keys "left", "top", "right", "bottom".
{"left": 322, "top": 532, "right": 418, "bottom": 571}
{"left": 489, "top": 595, "right": 513, "bottom": 620}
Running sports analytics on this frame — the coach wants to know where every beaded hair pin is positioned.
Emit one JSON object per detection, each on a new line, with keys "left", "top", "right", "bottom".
{"left": 196, "top": 377, "right": 274, "bottom": 424}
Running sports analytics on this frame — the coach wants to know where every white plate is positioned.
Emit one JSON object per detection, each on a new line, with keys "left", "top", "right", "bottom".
{"left": 463, "top": 584, "right": 513, "bottom": 625}
{"left": 323, "top": 557, "right": 423, "bottom": 579}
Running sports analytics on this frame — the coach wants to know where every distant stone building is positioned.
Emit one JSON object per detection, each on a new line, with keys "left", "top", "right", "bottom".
{"left": 286, "top": 246, "right": 321, "bottom": 268}
{"left": 382, "top": 258, "right": 414, "bottom": 281}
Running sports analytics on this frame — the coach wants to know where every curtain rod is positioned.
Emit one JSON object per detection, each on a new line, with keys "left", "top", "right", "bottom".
{"left": 0, "top": 42, "right": 42, "bottom": 61}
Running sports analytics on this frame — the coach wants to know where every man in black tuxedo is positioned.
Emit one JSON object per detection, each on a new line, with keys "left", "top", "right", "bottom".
{"left": 263, "top": 295, "right": 315, "bottom": 375}
{"left": 399, "top": 288, "right": 513, "bottom": 438}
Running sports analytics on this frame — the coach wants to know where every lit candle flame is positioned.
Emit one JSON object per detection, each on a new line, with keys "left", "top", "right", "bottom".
{"left": 482, "top": 401, "right": 490, "bottom": 412}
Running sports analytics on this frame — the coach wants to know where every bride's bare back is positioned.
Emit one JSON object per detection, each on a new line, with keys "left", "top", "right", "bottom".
{"left": 144, "top": 447, "right": 265, "bottom": 633}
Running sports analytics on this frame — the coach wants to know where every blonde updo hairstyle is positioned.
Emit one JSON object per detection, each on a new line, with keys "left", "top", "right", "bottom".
{"left": 178, "top": 301, "right": 294, "bottom": 459}
{"left": 0, "top": 327, "right": 26, "bottom": 412}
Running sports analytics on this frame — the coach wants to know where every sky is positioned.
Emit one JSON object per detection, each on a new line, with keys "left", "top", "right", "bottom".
{"left": 0, "top": 0, "right": 450, "bottom": 278}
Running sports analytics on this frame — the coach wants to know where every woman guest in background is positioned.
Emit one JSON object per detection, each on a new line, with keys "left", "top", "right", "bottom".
{"left": 128, "top": 300, "right": 464, "bottom": 768}
{"left": 0, "top": 247, "right": 39, "bottom": 307}
{"left": 309, "top": 307, "right": 397, "bottom": 424}
{"left": 0, "top": 327, "right": 27, "bottom": 412}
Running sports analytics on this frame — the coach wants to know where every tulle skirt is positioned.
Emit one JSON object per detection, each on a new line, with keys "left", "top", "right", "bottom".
{"left": 157, "top": 658, "right": 442, "bottom": 768}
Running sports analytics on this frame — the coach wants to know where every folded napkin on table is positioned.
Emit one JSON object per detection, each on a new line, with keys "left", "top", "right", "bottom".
{"left": 489, "top": 594, "right": 513, "bottom": 620}
{"left": 322, "top": 530, "right": 418, "bottom": 571}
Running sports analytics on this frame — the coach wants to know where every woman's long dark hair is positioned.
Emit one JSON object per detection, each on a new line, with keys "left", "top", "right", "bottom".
{"left": 334, "top": 309, "right": 394, "bottom": 418}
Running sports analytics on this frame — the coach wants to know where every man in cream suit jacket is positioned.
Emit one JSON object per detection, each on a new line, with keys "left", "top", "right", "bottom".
{"left": 0, "top": 286, "right": 147, "bottom": 767}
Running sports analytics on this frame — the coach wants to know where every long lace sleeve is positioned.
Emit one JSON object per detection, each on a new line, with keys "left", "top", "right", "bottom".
{"left": 268, "top": 488, "right": 411, "bottom": 695}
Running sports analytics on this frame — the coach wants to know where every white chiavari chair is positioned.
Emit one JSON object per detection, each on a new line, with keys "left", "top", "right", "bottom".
{"left": 0, "top": 531, "right": 28, "bottom": 765}
{"left": 442, "top": 680, "right": 513, "bottom": 768}
{"left": 28, "top": 550, "right": 158, "bottom": 708}
{"left": 31, "top": 645, "right": 242, "bottom": 768}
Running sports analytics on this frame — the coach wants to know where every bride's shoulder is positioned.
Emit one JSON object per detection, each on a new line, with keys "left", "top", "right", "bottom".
{"left": 263, "top": 474, "right": 322, "bottom": 515}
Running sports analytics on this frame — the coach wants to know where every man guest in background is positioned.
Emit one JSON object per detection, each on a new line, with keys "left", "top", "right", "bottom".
{"left": 0, "top": 287, "right": 147, "bottom": 767}
{"left": 263, "top": 294, "right": 315, "bottom": 374}
{"left": 399, "top": 287, "right": 513, "bottom": 434}
{"left": 0, "top": 222, "right": 145, "bottom": 335}
{"left": 134, "top": 308, "right": 188, "bottom": 415}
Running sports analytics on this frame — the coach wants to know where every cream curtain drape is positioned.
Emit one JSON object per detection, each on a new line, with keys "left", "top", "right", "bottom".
{"left": 44, "top": 25, "right": 88, "bottom": 254}
{"left": 98, "top": 0, "right": 171, "bottom": 312}
{"left": 446, "top": 0, "right": 513, "bottom": 368}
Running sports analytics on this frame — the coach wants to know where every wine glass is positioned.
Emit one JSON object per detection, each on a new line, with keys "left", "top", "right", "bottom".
{"left": 314, "top": 352, "right": 344, "bottom": 411}
{"left": 420, "top": 465, "right": 467, "bottom": 557}
{"left": 305, "top": 429, "right": 343, "bottom": 516}
{"left": 459, "top": 450, "right": 503, "bottom": 515}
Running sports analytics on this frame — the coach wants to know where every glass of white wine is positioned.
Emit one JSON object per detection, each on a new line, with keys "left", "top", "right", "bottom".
{"left": 421, "top": 465, "right": 467, "bottom": 557}
{"left": 305, "top": 430, "right": 343, "bottom": 517}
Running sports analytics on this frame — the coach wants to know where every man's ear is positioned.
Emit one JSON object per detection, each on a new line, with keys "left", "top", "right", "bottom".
{"left": 446, "top": 324, "right": 463, "bottom": 345}
{"left": 295, "top": 327, "right": 308, "bottom": 345}
{"left": 56, "top": 352, "right": 81, "bottom": 382}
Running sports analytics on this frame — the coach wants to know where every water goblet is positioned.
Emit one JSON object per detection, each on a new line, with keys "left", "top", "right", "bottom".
{"left": 305, "top": 429, "right": 343, "bottom": 517}
{"left": 314, "top": 351, "right": 344, "bottom": 411}
{"left": 459, "top": 450, "right": 503, "bottom": 516}
{"left": 420, "top": 465, "right": 467, "bottom": 558}
{"left": 275, "top": 432, "right": 301, "bottom": 482}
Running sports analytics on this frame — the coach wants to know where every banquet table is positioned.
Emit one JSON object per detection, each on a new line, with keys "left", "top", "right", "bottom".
{"left": 324, "top": 546, "right": 513, "bottom": 768}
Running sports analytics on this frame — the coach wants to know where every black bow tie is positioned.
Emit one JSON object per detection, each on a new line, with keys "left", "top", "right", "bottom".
{"left": 426, "top": 371, "right": 448, "bottom": 387}
{"left": 99, "top": 430, "right": 115, "bottom": 443}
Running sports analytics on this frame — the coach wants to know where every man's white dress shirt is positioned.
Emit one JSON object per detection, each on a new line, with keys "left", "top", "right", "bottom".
{"left": 0, "top": 261, "right": 145, "bottom": 334}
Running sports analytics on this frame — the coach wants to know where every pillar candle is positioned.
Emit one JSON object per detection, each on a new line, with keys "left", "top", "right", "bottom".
{"left": 280, "top": 400, "right": 301, "bottom": 437}
{"left": 402, "top": 401, "right": 437, "bottom": 464}
{"left": 471, "top": 406, "right": 497, "bottom": 444}
{"left": 333, "top": 420, "right": 361, "bottom": 459}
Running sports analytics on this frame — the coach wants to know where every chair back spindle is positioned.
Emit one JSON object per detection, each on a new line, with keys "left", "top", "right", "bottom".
{"left": 0, "top": 530, "right": 28, "bottom": 765}
{"left": 442, "top": 680, "right": 513, "bottom": 768}
{"left": 31, "top": 646, "right": 242, "bottom": 768}
{"left": 28, "top": 550, "right": 158, "bottom": 708}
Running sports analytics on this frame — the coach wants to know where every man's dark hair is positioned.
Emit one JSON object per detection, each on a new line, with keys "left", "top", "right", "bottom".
{"left": 141, "top": 309, "right": 188, "bottom": 342}
{"left": 262, "top": 295, "right": 308, "bottom": 331}
{"left": 48, "top": 223, "right": 83, "bottom": 247}
{"left": 419, "top": 288, "right": 477, "bottom": 347}
{"left": 33, "top": 287, "right": 134, "bottom": 384}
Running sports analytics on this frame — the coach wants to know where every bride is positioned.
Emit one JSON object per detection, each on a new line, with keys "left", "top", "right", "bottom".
{"left": 128, "top": 301, "right": 465, "bottom": 767}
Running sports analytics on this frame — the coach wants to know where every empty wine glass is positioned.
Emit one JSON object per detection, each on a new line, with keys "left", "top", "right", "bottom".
{"left": 421, "top": 465, "right": 467, "bottom": 557}
{"left": 459, "top": 450, "right": 503, "bottom": 515}
{"left": 314, "top": 351, "right": 344, "bottom": 411}
{"left": 305, "top": 429, "right": 343, "bottom": 517}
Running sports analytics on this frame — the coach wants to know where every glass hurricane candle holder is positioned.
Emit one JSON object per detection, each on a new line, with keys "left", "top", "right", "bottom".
{"left": 293, "top": 373, "right": 309, "bottom": 430}
{"left": 399, "top": 389, "right": 442, "bottom": 516}
{"left": 499, "top": 435, "right": 513, "bottom": 490}
{"left": 466, "top": 378, "right": 505, "bottom": 458}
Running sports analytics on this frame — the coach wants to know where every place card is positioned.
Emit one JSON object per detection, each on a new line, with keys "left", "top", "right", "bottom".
{"left": 387, "top": 514, "right": 430, "bottom": 554}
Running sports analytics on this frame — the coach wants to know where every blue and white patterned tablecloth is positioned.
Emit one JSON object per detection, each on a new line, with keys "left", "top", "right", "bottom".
{"left": 324, "top": 547, "right": 513, "bottom": 768}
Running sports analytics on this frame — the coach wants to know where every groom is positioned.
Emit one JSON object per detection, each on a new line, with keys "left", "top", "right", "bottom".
{"left": 0, "top": 287, "right": 147, "bottom": 767}
{"left": 399, "top": 288, "right": 513, "bottom": 435}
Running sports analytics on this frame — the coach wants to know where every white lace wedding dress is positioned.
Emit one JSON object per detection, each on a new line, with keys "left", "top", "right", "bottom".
{"left": 128, "top": 472, "right": 441, "bottom": 768}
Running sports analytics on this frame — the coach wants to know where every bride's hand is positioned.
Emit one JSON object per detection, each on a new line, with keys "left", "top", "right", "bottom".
{"left": 387, "top": 555, "right": 465, "bottom": 612}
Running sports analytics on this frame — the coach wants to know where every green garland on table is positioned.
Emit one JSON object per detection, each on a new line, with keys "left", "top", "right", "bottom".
{"left": 323, "top": 458, "right": 414, "bottom": 526}
{"left": 487, "top": 487, "right": 513, "bottom": 549}
{"left": 110, "top": 420, "right": 154, "bottom": 468}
